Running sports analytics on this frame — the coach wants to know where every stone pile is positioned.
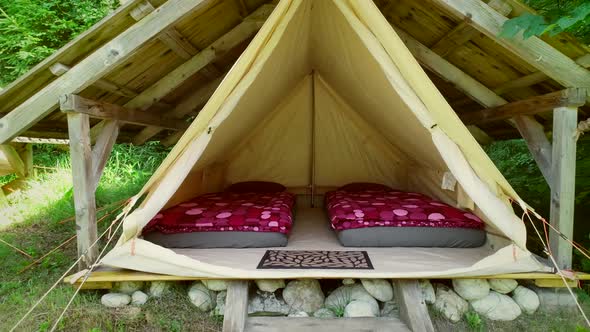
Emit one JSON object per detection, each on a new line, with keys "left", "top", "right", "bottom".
{"left": 100, "top": 281, "right": 172, "bottom": 308}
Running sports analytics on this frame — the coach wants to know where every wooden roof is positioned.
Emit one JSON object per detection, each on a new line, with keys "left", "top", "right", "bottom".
{"left": 0, "top": 0, "right": 588, "bottom": 146}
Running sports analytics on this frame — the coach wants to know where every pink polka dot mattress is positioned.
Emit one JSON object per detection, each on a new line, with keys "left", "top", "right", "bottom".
{"left": 325, "top": 189, "right": 487, "bottom": 248}
{"left": 142, "top": 191, "right": 295, "bottom": 248}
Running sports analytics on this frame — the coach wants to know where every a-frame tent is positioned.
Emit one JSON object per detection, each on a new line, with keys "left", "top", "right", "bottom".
{"left": 100, "top": 0, "right": 548, "bottom": 278}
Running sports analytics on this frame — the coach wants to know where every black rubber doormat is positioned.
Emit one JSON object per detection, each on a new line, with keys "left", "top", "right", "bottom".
{"left": 257, "top": 250, "right": 373, "bottom": 269}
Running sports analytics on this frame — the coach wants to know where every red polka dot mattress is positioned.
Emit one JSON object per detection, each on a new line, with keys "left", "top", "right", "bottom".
{"left": 143, "top": 191, "right": 296, "bottom": 235}
{"left": 325, "top": 190, "right": 485, "bottom": 231}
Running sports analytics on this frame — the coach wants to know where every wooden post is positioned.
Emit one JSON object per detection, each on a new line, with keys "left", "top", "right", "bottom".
{"left": 223, "top": 280, "right": 249, "bottom": 332}
{"left": 67, "top": 113, "right": 98, "bottom": 269}
{"left": 392, "top": 280, "right": 435, "bottom": 332}
{"left": 550, "top": 106, "right": 578, "bottom": 269}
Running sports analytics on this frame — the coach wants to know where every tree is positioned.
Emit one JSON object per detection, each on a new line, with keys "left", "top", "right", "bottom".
{"left": 0, "top": 0, "right": 118, "bottom": 87}
{"left": 501, "top": 0, "right": 590, "bottom": 44}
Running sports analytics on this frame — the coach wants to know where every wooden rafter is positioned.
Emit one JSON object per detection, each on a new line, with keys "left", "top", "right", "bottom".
{"left": 0, "top": 0, "right": 215, "bottom": 144}
{"left": 461, "top": 88, "right": 587, "bottom": 125}
{"left": 395, "top": 26, "right": 554, "bottom": 184}
{"left": 429, "top": 0, "right": 590, "bottom": 100}
{"left": 49, "top": 63, "right": 139, "bottom": 98}
{"left": 60, "top": 94, "right": 189, "bottom": 130}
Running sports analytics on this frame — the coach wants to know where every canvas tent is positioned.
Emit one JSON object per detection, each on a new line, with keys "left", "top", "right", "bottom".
{"left": 98, "top": 0, "right": 549, "bottom": 278}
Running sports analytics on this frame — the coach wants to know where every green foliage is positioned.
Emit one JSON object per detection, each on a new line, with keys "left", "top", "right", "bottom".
{"left": 0, "top": 0, "right": 118, "bottom": 87}
{"left": 464, "top": 310, "right": 485, "bottom": 332}
{"left": 500, "top": 0, "right": 590, "bottom": 44}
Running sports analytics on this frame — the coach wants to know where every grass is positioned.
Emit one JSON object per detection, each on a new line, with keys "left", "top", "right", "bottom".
{"left": 1, "top": 141, "right": 590, "bottom": 331}
{"left": 0, "top": 143, "right": 219, "bottom": 331}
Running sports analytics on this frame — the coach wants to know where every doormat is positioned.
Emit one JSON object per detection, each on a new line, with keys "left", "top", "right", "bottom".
{"left": 257, "top": 250, "right": 373, "bottom": 269}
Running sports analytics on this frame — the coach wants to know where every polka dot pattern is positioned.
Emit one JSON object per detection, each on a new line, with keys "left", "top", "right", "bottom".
{"left": 326, "top": 189, "right": 484, "bottom": 231}
{"left": 143, "top": 192, "right": 295, "bottom": 235}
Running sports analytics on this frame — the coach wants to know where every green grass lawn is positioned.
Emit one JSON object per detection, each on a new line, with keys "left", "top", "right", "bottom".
{"left": 1, "top": 141, "right": 589, "bottom": 331}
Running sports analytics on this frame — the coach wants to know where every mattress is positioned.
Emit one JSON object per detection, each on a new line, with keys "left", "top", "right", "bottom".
{"left": 142, "top": 191, "right": 295, "bottom": 248}
{"left": 325, "top": 189, "right": 486, "bottom": 248}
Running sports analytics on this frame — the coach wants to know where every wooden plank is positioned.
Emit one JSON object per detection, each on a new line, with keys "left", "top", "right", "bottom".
{"left": 90, "top": 5, "right": 273, "bottom": 140}
{"left": 223, "top": 280, "right": 249, "bottom": 332}
{"left": 0, "top": 0, "right": 215, "bottom": 144}
{"left": 461, "top": 88, "right": 587, "bottom": 125}
{"left": 392, "top": 280, "right": 435, "bottom": 332}
{"left": 245, "top": 317, "right": 410, "bottom": 332}
{"left": 49, "top": 63, "right": 139, "bottom": 98}
{"left": 67, "top": 113, "right": 98, "bottom": 269}
{"left": 132, "top": 75, "right": 223, "bottom": 145}
{"left": 549, "top": 106, "right": 578, "bottom": 269}
{"left": 395, "top": 27, "right": 554, "bottom": 183}
{"left": 0, "top": 145, "right": 27, "bottom": 178}
{"left": 494, "top": 54, "right": 590, "bottom": 95}
{"left": 429, "top": 0, "right": 590, "bottom": 96}
{"left": 91, "top": 121, "right": 120, "bottom": 191}
{"left": 60, "top": 94, "right": 189, "bottom": 130}
{"left": 11, "top": 137, "right": 69, "bottom": 145}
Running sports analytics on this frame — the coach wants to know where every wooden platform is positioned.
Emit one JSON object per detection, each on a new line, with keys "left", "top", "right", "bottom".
{"left": 63, "top": 268, "right": 590, "bottom": 289}
{"left": 244, "top": 317, "right": 410, "bottom": 332}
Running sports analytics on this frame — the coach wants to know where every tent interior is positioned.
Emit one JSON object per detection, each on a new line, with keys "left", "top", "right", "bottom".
{"left": 101, "top": 0, "right": 550, "bottom": 278}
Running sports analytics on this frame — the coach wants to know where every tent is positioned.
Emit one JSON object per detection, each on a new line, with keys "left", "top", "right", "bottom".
{"left": 100, "top": 0, "right": 548, "bottom": 278}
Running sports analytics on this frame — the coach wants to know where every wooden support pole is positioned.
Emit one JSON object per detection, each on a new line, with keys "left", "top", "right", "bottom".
{"left": 0, "top": 145, "right": 27, "bottom": 178}
{"left": 550, "top": 106, "right": 578, "bottom": 269}
{"left": 392, "top": 280, "right": 435, "bottom": 332}
{"left": 223, "top": 280, "right": 249, "bottom": 332}
{"left": 91, "top": 121, "right": 119, "bottom": 191}
{"left": 67, "top": 113, "right": 98, "bottom": 269}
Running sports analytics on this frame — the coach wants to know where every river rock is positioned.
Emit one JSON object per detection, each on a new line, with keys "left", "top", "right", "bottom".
{"left": 115, "top": 281, "right": 144, "bottom": 295}
{"left": 288, "top": 311, "right": 309, "bottom": 317}
{"left": 188, "top": 282, "right": 216, "bottom": 312}
{"left": 283, "top": 279, "right": 325, "bottom": 313}
{"left": 101, "top": 293, "right": 131, "bottom": 308}
{"left": 433, "top": 285, "right": 468, "bottom": 323}
{"left": 360, "top": 279, "right": 393, "bottom": 302}
{"left": 344, "top": 300, "right": 376, "bottom": 317}
{"left": 342, "top": 279, "right": 356, "bottom": 285}
{"left": 471, "top": 291, "right": 522, "bottom": 321}
{"left": 131, "top": 291, "right": 148, "bottom": 306}
{"left": 325, "top": 284, "right": 379, "bottom": 316}
{"left": 248, "top": 290, "right": 290, "bottom": 315}
{"left": 452, "top": 279, "right": 490, "bottom": 301}
{"left": 212, "top": 291, "right": 227, "bottom": 316}
{"left": 419, "top": 280, "right": 436, "bottom": 304}
{"left": 512, "top": 286, "right": 540, "bottom": 314}
{"left": 313, "top": 308, "right": 337, "bottom": 318}
{"left": 149, "top": 281, "right": 171, "bottom": 297}
{"left": 489, "top": 279, "right": 518, "bottom": 294}
{"left": 380, "top": 300, "right": 400, "bottom": 318}
{"left": 202, "top": 279, "right": 228, "bottom": 291}
{"left": 255, "top": 279, "right": 285, "bottom": 293}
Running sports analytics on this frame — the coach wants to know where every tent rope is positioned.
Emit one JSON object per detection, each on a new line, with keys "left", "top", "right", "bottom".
{"left": 9, "top": 209, "right": 128, "bottom": 332}
{"left": 523, "top": 210, "right": 590, "bottom": 328}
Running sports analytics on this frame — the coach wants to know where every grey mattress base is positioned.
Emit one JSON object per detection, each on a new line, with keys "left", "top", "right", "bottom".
{"left": 337, "top": 227, "right": 486, "bottom": 248}
{"left": 143, "top": 231, "right": 288, "bottom": 249}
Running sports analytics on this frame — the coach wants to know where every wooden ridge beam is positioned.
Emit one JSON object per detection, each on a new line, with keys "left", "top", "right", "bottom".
{"left": 60, "top": 94, "right": 189, "bottom": 131}
{"left": 494, "top": 54, "right": 590, "bottom": 95}
{"left": 49, "top": 63, "right": 139, "bottom": 98}
{"left": 395, "top": 26, "right": 554, "bottom": 184}
{"left": 132, "top": 75, "right": 223, "bottom": 145}
{"left": 461, "top": 88, "right": 587, "bottom": 125}
{"left": 0, "top": 0, "right": 215, "bottom": 144}
{"left": 431, "top": 0, "right": 512, "bottom": 57}
{"left": 429, "top": 0, "right": 590, "bottom": 102}
{"left": 90, "top": 4, "right": 274, "bottom": 140}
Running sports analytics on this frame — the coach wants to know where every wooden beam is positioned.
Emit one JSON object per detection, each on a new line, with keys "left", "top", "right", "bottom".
{"left": 89, "top": 5, "right": 273, "bottom": 140}
{"left": 67, "top": 113, "right": 98, "bottom": 269}
{"left": 430, "top": 0, "right": 511, "bottom": 57}
{"left": 494, "top": 54, "right": 590, "bottom": 95}
{"left": 60, "top": 94, "right": 189, "bottom": 130}
{"left": 0, "top": 145, "right": 26, "bottom": 178}
{"left": 245, "top": 317, "right": 410, "bottom": 332}
{"left": 233, "top": 0, "right": 249, "bottom": 17}
{"left": 395, "top": 26, "right": 554, "bottom": 183}
{"left": 49, "top": 63, "right": 139, "bottom": 98}
{"left": 461, "top": 88, "right": 587, "bottom": 125}
{"left": 429, "top": 0, "right": 590, "bottom": 100}
{"left": 0, "top": 0, "right": 215, "bottom": 144}
{"left": 222, "top": 280, "right": 249, "bottom": 332}
{"left": 91, "top": 121, "right": 119, "bottom": 191}
{"left": 132, "top": 75, "right": 223, "bottom": 145}
{"left": 392, "top": 280, "right": 435, "bottom": 332}
{"left": 550, "top": 106, "right": 578, "bottom": 269}
{"left": 12, "top": 137, "right": 69, "bottom": 145}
